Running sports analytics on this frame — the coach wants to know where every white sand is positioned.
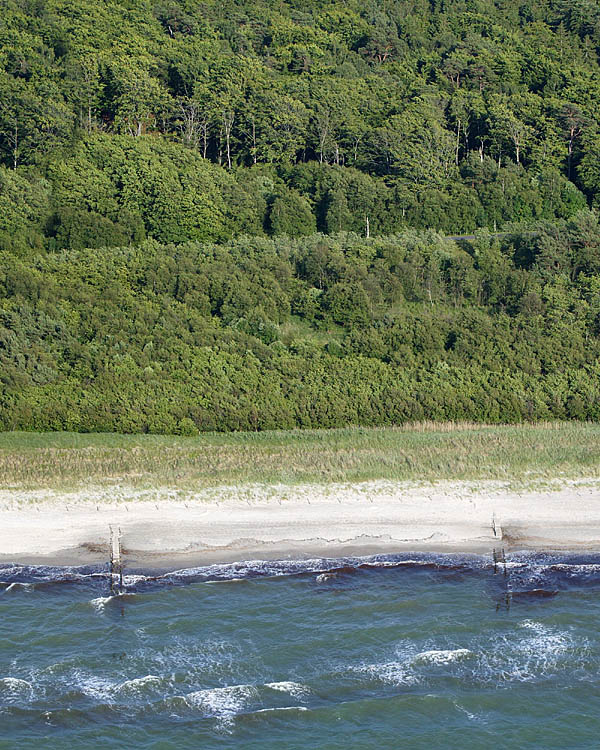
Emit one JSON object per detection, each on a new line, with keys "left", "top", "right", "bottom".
{"left": 1, "top": 479, "right": 600, "bottom": 566}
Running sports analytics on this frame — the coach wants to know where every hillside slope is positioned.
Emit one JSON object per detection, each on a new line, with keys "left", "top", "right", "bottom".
{"left": 1, "top": 0, "right": 600, "bottom": 252}
{"left": 2, "top": 224, "right": 600, "bottom": 431}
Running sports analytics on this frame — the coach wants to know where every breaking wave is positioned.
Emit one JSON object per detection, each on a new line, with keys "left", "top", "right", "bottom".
{"left": 3, "top": 551, "right": 600, "bottom": 596}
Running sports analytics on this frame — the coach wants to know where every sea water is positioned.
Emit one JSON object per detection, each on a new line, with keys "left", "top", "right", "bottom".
{"left": 1, "top": 552, "right": 599, "bottom": 749}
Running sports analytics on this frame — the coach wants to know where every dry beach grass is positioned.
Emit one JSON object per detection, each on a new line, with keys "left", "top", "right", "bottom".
{"left": 1, "top": 422, "right": 599, "bottom": 492}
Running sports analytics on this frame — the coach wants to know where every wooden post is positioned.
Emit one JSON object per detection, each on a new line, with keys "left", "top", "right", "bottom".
{"left": 109, "top": 525, "right": 123, "bottom": 596}
{"left": 493, "top": 547, "right": 511, "bottom": 611}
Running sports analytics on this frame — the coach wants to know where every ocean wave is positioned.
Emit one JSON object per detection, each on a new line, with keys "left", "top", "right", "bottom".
{"left": 68, "top": 671, "right": 117, "bottom": 702}
{"left": 132, "top": 636, "right": 245, "bottom": 685}
{"left": 345, "top": 616, "right": 591, "bottom": 691}
{"left": 413, "top": 649, "right": 473, "bottom": 665}
{"left": 354, "top": 643, "right": 475, "bottom": 686}
{"left": 89, "top": 595, "right": 114, "bottom": 612}
{"left": 474, "top": 621, "right": 589, "bottom": 684}
{"left": 1, "top": 582, "right": 33, "bottom": 593}
{"left": 117, "top": 675, "right": 163, "bottom": 695}
{"left": 354, "top": 660, "right": 419, "bottom": 687}
{"left": 184, "top": 684, "right": 260, "bottom": 730}
{"left": 89, "top": 592, "right": 136, "bottom": 612}
{"left": 4, "top": 552, "right": 600, "bottom": 594}
{"left": 253, "top": 705, "right": 309, "bottom": 714}
{"left": 0, "top": 552, "right": 488, "bottom": 589}
{"left": 0, "top": 677, "right": 34, "bottom": 701}
{"left": 185, "top": 683, "right": 258, "bottom": 713}
{"left": 452, "top": 700, "right": 484, "bottom": 722}
{"left": 550, "top": 563, "right": 600, "bottom": 573}
{"left": 265, "top": 681, "right": 311, "bottom": 699}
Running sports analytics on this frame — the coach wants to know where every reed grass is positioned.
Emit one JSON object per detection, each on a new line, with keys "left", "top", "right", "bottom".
{"left": 1, "top": 422, "right": 599, "bottom": 491}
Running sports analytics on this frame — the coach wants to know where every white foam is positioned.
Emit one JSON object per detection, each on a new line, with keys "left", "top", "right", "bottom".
{"left": 255, "top": 706, "right": 309, "bottom": 714}
{"left": 548, "top": 563, "right": 600, "bottom": 573}
{"left": 90, "top": 595, "right": 114, "bottom": 612}
{"left": 316, "top": 573, "right": 335, "bottom": 583}
{"left": 513, "top": 621, "right": 575, "bottom": 674}
{"left": 90, "top": 592, "right": 135, "bottom": 612}
{"left": 517, "top": 620, "right": 573, "bottom": 661}
{"left": 185, "top": 683, "right": 259, "bottom": 727}
{"left": 265, "top": 681, "right": 311, "bottom": 699}
{"left": 3, "top": 582, "right": 32, "bottom": 593}
{"left": 475, "top": 620, "right": 587, "bottom": 684}
{"left": 0, "top": 677, "right": 33, "bottom": 700}
{"left": 452, "top": 701, "right": 482, "bottom": 722}
{"left": 137, "top": 637, "right": 239, "bottom": 684}
{"left": 118, "top": 675, "right": 162, "bottom": 694}
{"left": 382, "top": 559, "right": 423, "bottom": 566}
{"left": 122, "top": 574, "right": 150, "bottom": 586}
{"left": 520, "top": 619, "right": 562, "bottom": 635}
{"left": 355, "top": 661, "right": 418, "bottom": 686}
{"left": 414, "top": 649, "right": 473, "bottom": 665}
{"left": 68, "top": 670, "right": 116, "bottom": 701}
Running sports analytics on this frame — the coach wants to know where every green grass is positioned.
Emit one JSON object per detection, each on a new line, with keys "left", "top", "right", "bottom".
{"left": 278, "top": 315, "right": 345, "bottom": 347}
{"left": 1, "top": 422, "right": 600, "bottom": 491}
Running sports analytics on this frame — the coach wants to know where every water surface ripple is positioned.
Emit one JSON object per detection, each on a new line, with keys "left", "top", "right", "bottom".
{"left": 1, "top": 552, "right": 599, "bottom": 749}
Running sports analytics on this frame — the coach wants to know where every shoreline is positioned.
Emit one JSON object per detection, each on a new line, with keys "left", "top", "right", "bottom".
{"left": 2, "top": 479, "right": 600, "bottom": 569}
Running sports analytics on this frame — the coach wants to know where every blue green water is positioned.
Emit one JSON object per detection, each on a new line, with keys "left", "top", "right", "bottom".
{"left": 1, "top": 553, "right": 600, "bottom": 749}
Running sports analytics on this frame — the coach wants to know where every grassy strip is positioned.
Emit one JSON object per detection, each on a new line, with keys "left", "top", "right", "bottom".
{"left": 0, "top": 422, "right": 599, "bottom": 491}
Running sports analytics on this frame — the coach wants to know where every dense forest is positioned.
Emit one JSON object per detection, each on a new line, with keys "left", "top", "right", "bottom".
{"left": 2, "top": 0, "right": 600, "bottom": 252}
{"left": 2, "top": 0, "right": 600, "bottom": 431}
{"left": 2, "top": 221, "right": 600, "bottom": 432}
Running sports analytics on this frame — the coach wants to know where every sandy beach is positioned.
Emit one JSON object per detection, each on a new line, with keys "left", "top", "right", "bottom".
{"left": 1, "top": 479, "right": 600, "bottom": 567}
